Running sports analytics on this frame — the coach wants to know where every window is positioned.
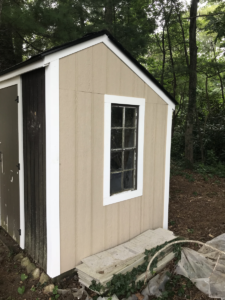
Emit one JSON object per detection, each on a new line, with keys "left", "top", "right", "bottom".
{"left": 110, "top": 105, "right": 138, "bottom": 195}
{"left": 104, "top": 95, "right": 145, "bottom": 206}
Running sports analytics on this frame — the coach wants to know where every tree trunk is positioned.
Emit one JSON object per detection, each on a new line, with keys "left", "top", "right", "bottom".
{"left": 0, "top": 0, "right": 3, "bottom": 25}
{"left": 105, "top": 0, "right": 113, "bottom": 33}
{"left": 185, "top": 0, "right": 198, "bottom": 166}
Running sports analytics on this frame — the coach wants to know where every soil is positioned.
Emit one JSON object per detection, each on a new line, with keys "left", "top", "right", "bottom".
{"left": 0, "top": 171, "right": 225, "bottom": 299}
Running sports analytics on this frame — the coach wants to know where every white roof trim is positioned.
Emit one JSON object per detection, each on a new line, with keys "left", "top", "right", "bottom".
{"left": 0, "top": 34, "right": 175, "bottom": 109}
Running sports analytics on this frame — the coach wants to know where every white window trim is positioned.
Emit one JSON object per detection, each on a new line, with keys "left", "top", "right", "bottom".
{"left": 0, "top": 76, "right": 25, "bottom": 249}
{"left": 104, "top": 95, "right": 145, "bottom": 206}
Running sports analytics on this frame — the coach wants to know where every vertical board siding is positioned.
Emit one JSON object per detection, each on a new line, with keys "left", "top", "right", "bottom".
{"left": 22, "top": 68, "right": 47, "bottom": 270}
{"left": 91, "top": 94, "right": 105, "bottom": 254}
{"left": 0, "top": 85, "right": 20, "bottom": 242}
{"left": 75, "top": 92, "right": 92, "bottom": 265}
{"left": 59, "top": 43, "right": 168, "bottom": 273}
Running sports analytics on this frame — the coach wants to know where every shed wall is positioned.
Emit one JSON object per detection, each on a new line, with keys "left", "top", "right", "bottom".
{"left": 59, "top": 43, "right": 168, "bottom": 273}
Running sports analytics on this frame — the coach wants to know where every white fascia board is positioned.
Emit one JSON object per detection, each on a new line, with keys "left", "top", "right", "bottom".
{"left": 45, "top": 60, "right": 61, "bottom": 278}
{"left": 103, "top": 95, "right": 145, "bottom": 206}
{"left": 0, "top": 77, "right": 25, "bottom": 249}
{"left": 44, "top": 36, "right": 108, "bottom": 63}
{"left": 0, "top": 34, "right": 175, "bottom": 109}
{"left": 0, "top": 60, "right": 44, "bottom": 83}
{"left": 163, "top": 106, "right": 173, "bottom": 230}
{"left": 103, "top": 37, "right": 176, "bottom": 110}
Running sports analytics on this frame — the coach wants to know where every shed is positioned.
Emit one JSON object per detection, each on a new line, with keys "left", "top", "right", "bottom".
{"left": 0, "top": 30, "right": 177, "bottom": 278}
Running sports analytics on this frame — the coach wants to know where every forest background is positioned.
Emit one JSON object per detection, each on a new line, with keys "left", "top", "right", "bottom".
{"left": 0, "top": 0, "right": 225, "bottom": 173}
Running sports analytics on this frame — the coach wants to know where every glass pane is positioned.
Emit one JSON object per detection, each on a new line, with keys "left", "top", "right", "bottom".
{"left": 111, "top": 129, "right": 122, "bottom": 149}
{"left": 111, "top": 151, "right": 122, "bottom": 171}
{"left": 124, "top": 170, "right": 134, "bottom": 189}
{"left": 124, "top": 150, "right": 134, "bottom": 170}
{"left": 125, "top": 108, "right": 135, "bottom": 127}
{"left": 111, "top": 172, "right": 122, "bottom": 195}
{"left": 124, "top": 129, "right": 135, "bottom": 148}
{"left": 111, "top": 106, "right": 123, "bottom": 127}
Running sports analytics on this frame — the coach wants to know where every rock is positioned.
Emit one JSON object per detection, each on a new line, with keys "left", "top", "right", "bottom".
{"left": 31, "top": 268, "right": 40, "bottom": 280}
{"left": 39, "top": 272, "right": 50, "bottom": 284}
{"left": 21, "top": 257, "right": 30, "bottom": 268}
{"left": 57, "top": 288, "right": 71, "bottom": 295}
{"left": 0, "top": 256, "right": 4, "bottom": 264}
{"left": 26, "top": 262, "right": 36, "bottom": 274}
{"left": 13, "top": 253, "right": 24, "bottom": 262}
{"left": 43, "top": 284, "right": 54, "bottom": 294}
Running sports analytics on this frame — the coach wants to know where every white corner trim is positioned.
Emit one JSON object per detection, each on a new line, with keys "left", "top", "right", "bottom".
{"left": 45, "top": 60, "right": 60, "bottom": 277}
{"left": 103, "top": 38, "right": 176, "bottom": 110}
{"left": 103, "top": 95, "right": 145, "bottom": 206}
{"left": 163, "top": 106, "right": 173, "bottom": 230}
{"left": 0, "top": 76, "right": 25, "bottom": 249}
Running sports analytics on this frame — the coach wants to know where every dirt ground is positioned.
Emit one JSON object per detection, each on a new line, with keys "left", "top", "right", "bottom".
{"left": 0, "top": 171, "right": 225, "bottom": 299}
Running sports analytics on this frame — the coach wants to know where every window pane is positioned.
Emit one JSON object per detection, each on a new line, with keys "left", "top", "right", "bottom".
{"left": 124, "top": 129, "right": 135, "bottom": 147}
{"left": 124, "top": 150, "right": 134, "bottom": 170}
{"left": 111, "top": 172, "right": 122, "bottom": 194}
{"left": 124, "top": 170, "right": 134, "bottom": 189}
{"left": 111, "top": 151, "right": 122, "bottom": 171}
{"left": 125, "top": 108, "right": 135, "bottom": 127}
{"left": 111, "top": 106, "right": 123, "bottom": 127}
{"left": 111, "top": 129, "right": 122, "bottom": 149}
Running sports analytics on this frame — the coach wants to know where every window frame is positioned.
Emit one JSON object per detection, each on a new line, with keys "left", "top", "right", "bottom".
{"left": 104, "top": 95, "right": 145, "bottom": 206}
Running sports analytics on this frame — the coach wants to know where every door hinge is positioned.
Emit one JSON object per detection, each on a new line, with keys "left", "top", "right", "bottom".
{"left": 16, "top": 163, "right": 20, "bottom": 170}
{"left": 15, "top": 96, "right": 19, "bottom": 103}
{"left": 18, "top": 229, "right": 21, "bottom": 236}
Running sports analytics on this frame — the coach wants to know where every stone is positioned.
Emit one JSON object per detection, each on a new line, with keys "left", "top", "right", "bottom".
{"left": 21, "top": 257, "right": 31, "bottom": 268}
{"left": 57, "top": 288, "right": 71, "bottom": 295}
{"left": 43, "top": 284, "right": 54, "bottom": 294}
{"left": 0, "top": 256, "right": 4, "bottom": 264}
{"left": 13, "top": 253, "right": 24, "bottom": 262}
{"left": 31, "top": 268, "right": 40, "bottom": 280}
{"left": 39, "top": 272, "right": 50, "bottom": 284}
{"left": 26, "top": 262, "right": 36, "bottom": 274}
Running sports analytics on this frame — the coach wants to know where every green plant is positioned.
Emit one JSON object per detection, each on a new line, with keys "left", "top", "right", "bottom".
{"left": 184, "top": 173, "right": 195, "bottom": 182}
{"left": 187, "top": 229, "right": 194, "bottom": 234}
{"left": 51, "top": 285, "right": 60, "bottom": 300}
{"left": 21, "top": 273, "right": 28, "bottom": 281}
{"left": 159, "top": 273, "right": 194, "bottom": 299}
{"left": 169, "top": 220, "right": 176, "bottom": 226}
{"left": 192, "top": 191, "right": 197, "bottom": 196}
{"left": 31, "top": 286, "right": 36, "bottom": 292}
{"left": 18, "top": 286, "right": 25, "bottom": 295}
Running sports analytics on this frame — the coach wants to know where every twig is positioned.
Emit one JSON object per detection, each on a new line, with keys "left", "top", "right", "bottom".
{"left": 144, "top": 240, "right": 225, "bottom": 284}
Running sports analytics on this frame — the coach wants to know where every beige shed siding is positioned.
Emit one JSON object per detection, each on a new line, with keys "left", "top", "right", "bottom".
{"left": 59, "top": 43, "right": 168, "bottom": 273}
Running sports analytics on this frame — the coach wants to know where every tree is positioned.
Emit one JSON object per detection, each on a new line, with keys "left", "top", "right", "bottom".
{"left": 0, "top": 0, "right": 3, "bottom": 24}
{"left": 184, "top": 0, "right": 198, "bottom": 166}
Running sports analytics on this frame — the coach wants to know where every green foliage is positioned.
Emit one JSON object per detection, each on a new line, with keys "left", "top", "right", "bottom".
{"left": 18, "top": 286, "right": 25, "bottom": 295}
{"left": 51, "top": 285, "right": 60, "bottom": 300}
{"left": 158, "top": 273, "right": 194, "bottom": 299}
{"left": 89, "top": 238, "right": 184, "bottom": 298}
{"left": 21, "top": 273, "right": 28, "bottom": 281}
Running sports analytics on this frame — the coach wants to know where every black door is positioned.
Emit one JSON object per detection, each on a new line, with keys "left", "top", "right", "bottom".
{"left": 22, "top": 68, "right": 47, "bottom": 270}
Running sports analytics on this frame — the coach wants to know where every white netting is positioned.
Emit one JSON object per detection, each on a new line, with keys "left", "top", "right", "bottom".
{"left": 175, "top": 234, "right": 225, "bottom": 299}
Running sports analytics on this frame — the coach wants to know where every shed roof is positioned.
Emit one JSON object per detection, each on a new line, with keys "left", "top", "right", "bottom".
{"left": 0, "top": 30, "right": 177, "bottom": 105}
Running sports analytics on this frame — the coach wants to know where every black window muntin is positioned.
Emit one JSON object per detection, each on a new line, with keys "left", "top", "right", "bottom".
{"left": 110, "top": 104, "right": 138, "bottom": 195}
